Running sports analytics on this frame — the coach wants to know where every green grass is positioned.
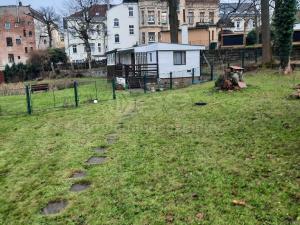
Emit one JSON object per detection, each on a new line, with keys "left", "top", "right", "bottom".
{"left": 0, "top": 70, "right": 299, "bottom": 225}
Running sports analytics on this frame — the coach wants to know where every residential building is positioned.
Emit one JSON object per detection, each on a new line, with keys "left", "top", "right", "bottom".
{"left": 219, "top": 3, "right": 260, "bottom": 33}
{"left": 138, "top": 0, "right": 219, "bottom": 45}
{"left": 107, "top": 0, "right": 139, "bottom": 51}
{"left": 64, "top": 4, "right": 108, "bottom": 63}
{"left": 0, "top": 2, "right": 63, "bottom": 70}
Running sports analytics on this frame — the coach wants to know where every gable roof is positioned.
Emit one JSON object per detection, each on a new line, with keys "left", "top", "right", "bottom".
{"left": 68, "top": 4, "right": 109, "bottom": 19}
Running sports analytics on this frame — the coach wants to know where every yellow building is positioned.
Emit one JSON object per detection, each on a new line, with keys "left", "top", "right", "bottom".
{"left": 138, "top": 0, "right": 219, "bottom": 45}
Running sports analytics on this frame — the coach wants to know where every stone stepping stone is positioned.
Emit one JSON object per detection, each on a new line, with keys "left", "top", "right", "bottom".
{"left": 93, "top": 146, "right": 107, "bottom": 154}
{"left": 41, "top": 200, "right": 68, "bottom": 215}
{"left": 107, "top": 134, "right": 118, "bottom": 145}
{"left": 70, "top": 171, "right": 86, "bottom": 179}
{"left": 70, "top": 182, "right": 91, "bottom": 192}
{"left": 86, "top": 156, "right": 107, "bottom": 165}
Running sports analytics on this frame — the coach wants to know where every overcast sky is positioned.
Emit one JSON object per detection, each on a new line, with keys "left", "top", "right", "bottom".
{"left": 1, "top": 0, "right": 236, "bottom": 13}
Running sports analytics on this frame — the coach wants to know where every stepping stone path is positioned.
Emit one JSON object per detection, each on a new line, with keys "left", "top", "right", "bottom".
{"left": 42, "top": 200, "right": 68, "bottom": 215}
{"left": 107, "top": 134, "right": 118, "bottom": 145}
{"left": 70, "top": 182, "right": 91, "bottom": 192}
{"left": 93, "top": 146, "right": 107, "bottom": 154}
{"left": 86, "top": 156, "right": 107, "bottom": 165}
{"left": 70, "top": 171, "right": 86, "bottom": 179}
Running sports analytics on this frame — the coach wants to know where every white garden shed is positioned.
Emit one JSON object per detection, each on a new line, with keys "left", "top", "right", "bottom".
{"left": 108, "top": 42, "right": 205, "bottom": 77}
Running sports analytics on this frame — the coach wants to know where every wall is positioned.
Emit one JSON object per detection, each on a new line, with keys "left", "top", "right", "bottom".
{"left": 158, "top": 50, "right": 200, "bottom": 78}
{"left": 107, "top": 3, "right": 139, "bottom": 51}
{"left": 0, "top": 6, "right": 37, "bottom": 70}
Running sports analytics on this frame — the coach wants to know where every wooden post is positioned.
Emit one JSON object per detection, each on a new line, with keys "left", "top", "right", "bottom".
{"left": 25, "top": 85, "right": 32, "bottom": 115}
{"left": 170, "top": 72, "right": 173, "bottom": 89}
{"left": 192, "top": 68, "right": 195, "bottom": 84}
{"left": 74, "top": 81, "right": 79, "bottom": 107}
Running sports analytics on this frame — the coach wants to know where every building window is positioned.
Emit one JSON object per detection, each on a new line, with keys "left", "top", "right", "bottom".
{"left": 16, "top": 38, "right": 21, "bottom": 45}
{"left": 209, "top": 12, "right": 214, "bottom": 24}
{"left": 183, "top": 9, "right": 186, "bottom": 23}
{"left": 25, "top": 47, "right": 28, "bottom": 53}
{"left": 161, "top": 11, "right": 167, "bottom": 24}
{"left": 173, "top": 51, "right": 186, "bottom": 65}
{"left": 114, "top": 18, "right": 119, "bottom": 27}
{"left": 29, "top": 31, "right": 33, "bottom": 37}
{"left": 158, "top": 32, "right": 161, "bottom": 41}
{"left": 30, "top": 47, "right": 33, "bottom": 51}
{"left": 72, "top": 45, "right": 77, "bottom": 53}
{"left": 212, "top": 30, "right": 215, "bottom": 40}
{"left": 200, "top": 12, "right": 205, "bottom": 23}
{"left": 128, "top": 7, "right": 133, "bottom": 17}
{"left": 18, "top": 56, "right": 21, "bottom": 60}
{"left": 129, "top": 25, "right": 134, "bottom": 35}
{"left": 115, "top": 34, "right": 120, "bottom": 43}
{"left": 23, "top": 30, "right": 27, "bottom": 37}
{"left": 237, "top": 20, "right": 241, "bottom": 28}
{"left": 90, "top": 43, "right": 95, "bottom": 53}
{"left": 148, "top": 11, "right": 155, "bottom": 25}
{"left": 141, "top": 11, "right": 145, "bottom": 25}
{"left": 5, "top": 22, "right": 11, "bottom": 30}
{"left": 8, "top": 54, "right": 14, "bottom": 63}
{"left": 188, "top": 12, "right": 194, "bottom": 25}
{"left": 98, "top": 43, "right": 101, "bottom": 52}
{"left": 148, "top": 32, "right": 155, "bottom": 43}
{"left": 6, "top": 37, "right": 13, "bottom": 47}
{"left": 44, "top": 39, "right": 47, "bottom": 45}
{"left": 142, "top": 32, "right": 146, "bottom": 44}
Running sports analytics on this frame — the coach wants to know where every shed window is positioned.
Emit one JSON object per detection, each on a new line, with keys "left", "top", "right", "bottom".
{"left": 6, "top": 37, "right": 13, "bottom": 47}
{"left": 173, "top": 51, "right": 186, "bottom": 65}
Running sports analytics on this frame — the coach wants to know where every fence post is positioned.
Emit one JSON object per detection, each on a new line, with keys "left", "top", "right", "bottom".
{"left": 210, "top": 65, "right": 214, "bottom": 81}
{"left": 25, "top": 85, "right": 32, "bottom": 115}
{"left": 112, "top": 77, "right": 116, "bottom": 100}
{"left": 170, "top": 72, "right": 173, "bottom": 90}
{"left": 74, "top": 81, "right": 79, "bottom": 107}
{"left": 241, "top": 50, "right": 245, "bottom": 68}
{"left": 143, "top": 74, "right": 147, "bottom": 93}
{"left": 255, "top": 48, "right": 258, "bottom": 63}
{"left": 192, "top": 68, "right": 195, "bottom": 84}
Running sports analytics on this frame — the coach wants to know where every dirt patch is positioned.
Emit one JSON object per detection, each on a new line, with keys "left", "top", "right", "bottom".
{"left": 107, "top": 134, "right": 118, "bottom": 145}
{"left": 70, "top": 171, "right": 86, "bottom": 179}
{"left": 70, "top": 181, "right": 91, "bottom": 192}
{"left": 41, "top": 200, "right": 68, "bottom": 215}
{"left": 93, "top": 146, "right": 107, "bottom": 154}
{"left": 86, "top": 156, "right": 107, "bottom": 165}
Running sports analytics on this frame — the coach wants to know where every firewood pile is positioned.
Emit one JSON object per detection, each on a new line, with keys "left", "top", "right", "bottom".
{"left": 215, "top": 66, "right": 247, "bottom": 91}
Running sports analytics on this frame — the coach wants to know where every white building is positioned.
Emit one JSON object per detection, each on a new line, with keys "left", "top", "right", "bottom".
{"left": 107, "top": 0, "right": 139, "bottom": 52}
{"left": 107, "top": 43, "right": 205, "bottom": 80}
{"left": 64, "top": 4, "right": 108, "bottom": 63}
{"left": 219, "top": 3, "right": 260, "bottom": 33}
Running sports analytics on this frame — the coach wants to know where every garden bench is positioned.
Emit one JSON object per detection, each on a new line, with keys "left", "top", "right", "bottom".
{"left": 31, "top": 83, "right": 49, "bottom": 93}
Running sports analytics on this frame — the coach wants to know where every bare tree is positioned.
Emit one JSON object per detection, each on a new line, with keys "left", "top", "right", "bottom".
{"left": 64, "top": 0, "right": 106, "bottom": 69}
{"left": 38, "top": 7, "right": 61, "bottom": 48}
{"left": 28, "top": 7, "right": 61, "bottom": 48}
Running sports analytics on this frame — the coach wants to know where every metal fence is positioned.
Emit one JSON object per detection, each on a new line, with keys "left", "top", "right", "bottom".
{"left": 0, "top": 79, "right": 114, "bottom": 116}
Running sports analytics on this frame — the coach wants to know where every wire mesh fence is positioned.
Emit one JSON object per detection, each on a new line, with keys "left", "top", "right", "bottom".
{"left": 0, "top": 78, "right": 114, "bottom": 116}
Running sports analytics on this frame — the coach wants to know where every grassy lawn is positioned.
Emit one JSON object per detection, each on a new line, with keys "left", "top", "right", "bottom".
{"left": 0, "top": 70, "right": 299, "bottom": 224}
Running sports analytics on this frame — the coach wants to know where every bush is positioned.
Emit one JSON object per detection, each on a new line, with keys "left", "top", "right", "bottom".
{"left": 4, "top": 63, "right": 41, "bottom": 83}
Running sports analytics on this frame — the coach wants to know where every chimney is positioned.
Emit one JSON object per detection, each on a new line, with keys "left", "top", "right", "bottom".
{"left": 19, "top": 1, "right": 22, "bottom": 6}
{"left": 181, "top": 23, "right": 188, "bottom": 44}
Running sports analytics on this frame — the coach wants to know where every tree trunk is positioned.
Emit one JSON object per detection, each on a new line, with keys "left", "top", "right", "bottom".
{"left": 85, "top": 42, "right": 92, "bottom": 70}
{"left": 168, "top": 0, "right": 179, "bottom": 43}
{"left": 254, "top": 9, "right": 259, "bottom": 45}
{"left": 47, "top": 24, "right": 53, "bottom": 48}
{"left": 261, "top": 0, "right": 272, "bottom": 64}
